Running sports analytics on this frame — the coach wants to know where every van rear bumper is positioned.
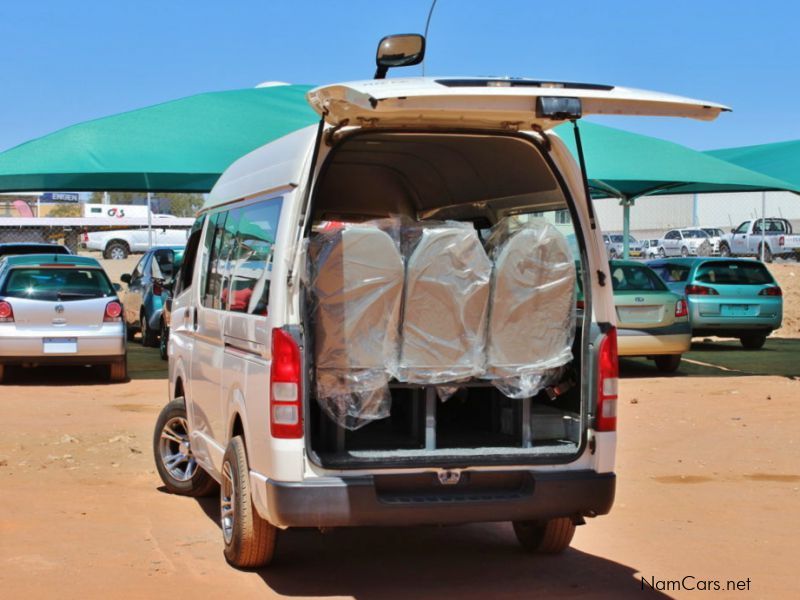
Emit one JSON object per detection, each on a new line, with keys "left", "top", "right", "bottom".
{"left": 252, "top": 469, "right": 615, "bottom": 528}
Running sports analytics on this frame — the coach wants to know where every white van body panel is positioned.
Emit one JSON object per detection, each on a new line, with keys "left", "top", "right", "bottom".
{"left": 307, "top": 78, "right": 729, "bottom": 129}
{"left": 206, "top": 124, "right": 319, "bottom": 211}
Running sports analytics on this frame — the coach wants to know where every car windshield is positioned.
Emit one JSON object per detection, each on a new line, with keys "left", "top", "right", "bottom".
{"left": 695, "top": 261, "right": 774, "bottom": 285}
{"left": 610, "top": 264, "right": 667, "bottom": 292}
{"left": 682, "top": 230, "right": 709, "bottom": 239}
{"left": 0, "top": 245, "right": 70, "bottom": 257}
{"left": 650, "top": 263, "right": 692, "bottom": 283}
{"left": 152, "top": 249, "right": 184, "bottom": 279}
{"left": 1, "top": 267, "right": 115, "bottom": 301}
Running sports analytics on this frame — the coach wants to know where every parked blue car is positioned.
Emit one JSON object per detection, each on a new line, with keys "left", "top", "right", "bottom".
{"left": 647, "top": 257, "right": 782, "bottom": 349}
{"left": 120, "top": 246, "right": 184, "bottom": 347}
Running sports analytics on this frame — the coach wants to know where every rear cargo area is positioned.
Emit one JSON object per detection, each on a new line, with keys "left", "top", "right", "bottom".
{"left": 305, "top": 130, "right": 588, "bottom": 468}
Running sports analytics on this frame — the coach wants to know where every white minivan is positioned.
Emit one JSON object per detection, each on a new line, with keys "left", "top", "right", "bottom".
{"left": 152, "top": 35, "right": 728, "bottom": 567}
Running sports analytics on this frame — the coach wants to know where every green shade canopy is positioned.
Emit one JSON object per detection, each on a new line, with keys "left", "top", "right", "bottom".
{"left": 0, "top": 85, "right": 319, "bottom": 193}
{"left": 555, "top": 121, "right": 799, "bottom": 199}
{"left": 706, "top": 140, "right": 800, "bottom": 189}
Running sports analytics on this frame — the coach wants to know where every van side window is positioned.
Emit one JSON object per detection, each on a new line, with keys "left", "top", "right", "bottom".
{"left": 173, "top": 215, "right": 205, "bottom": 296}
{"left": 227, "top": 198, "right": 283, "bottom": 315}
{"left": 203, "top": 212, "right": 228, "bottom": 309}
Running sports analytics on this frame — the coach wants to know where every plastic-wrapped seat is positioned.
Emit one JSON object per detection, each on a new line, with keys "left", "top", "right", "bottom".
{"left": 484, "top": 218, "right": 577, "bottom": 398}
{"left": 310, "top": 223, "right": 404, "bottom": 429}
{"left": 397, "top": 222, "right": 492, "bottom": 384}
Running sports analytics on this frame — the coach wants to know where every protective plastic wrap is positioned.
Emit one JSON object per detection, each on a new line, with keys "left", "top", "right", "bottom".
{"left": 483, "top": 217, "right": 577, "bottom": 398}
{"left": 396, "top": 221, "right": 492, "bottom": 384}
{"left": 309, "top": 220, "right": 404, "bottom": 429}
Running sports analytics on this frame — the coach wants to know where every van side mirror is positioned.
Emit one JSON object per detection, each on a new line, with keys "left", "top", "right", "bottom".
{"left": 375, "top": 34, "right": 425, "bottom": 79}
{"left": 120, "top": 273, "right": 131, "bottom": 284}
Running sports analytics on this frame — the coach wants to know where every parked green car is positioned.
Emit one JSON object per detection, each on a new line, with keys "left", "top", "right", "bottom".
{"left": 608, "top": 260, "right": 691, "bottom": 372}
{"left": 647, "top": 257, "right": 782, "bottom": 349}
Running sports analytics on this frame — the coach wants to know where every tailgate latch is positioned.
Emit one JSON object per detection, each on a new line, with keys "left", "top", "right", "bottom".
{"left": 437, "top": 470, "right": 462, "bottom": 485}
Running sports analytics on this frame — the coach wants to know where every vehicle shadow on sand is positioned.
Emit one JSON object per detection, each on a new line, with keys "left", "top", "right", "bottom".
{"left": 621, "top": 337, "right": 800, "bottom": 379}
{"left": 193, "top": 496, "right": 667, "bottom": 599}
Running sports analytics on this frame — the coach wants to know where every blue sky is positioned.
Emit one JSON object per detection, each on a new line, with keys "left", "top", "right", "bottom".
{"left": 1, "top": 0, "right": 798, "bottom": 152}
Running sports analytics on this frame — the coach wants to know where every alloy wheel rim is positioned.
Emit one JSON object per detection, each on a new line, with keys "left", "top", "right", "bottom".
{"left": 158, "top": 416, "right": 196, "bottom": 482}
{"left": 221, "top": 460, "right": 235, "bottom": 544}
{"left": 110, "top": 247, "right": 125, "bottom": 259}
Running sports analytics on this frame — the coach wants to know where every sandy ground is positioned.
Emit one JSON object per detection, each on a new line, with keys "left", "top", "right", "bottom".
{"left": 0, "top": 253, "right": 797, "bottom": 598}
{"left": 1, "top": 350, "right": 799, "bottom": 599}
{"left": 768, "top": 263, "right": 800, "bottom": 337}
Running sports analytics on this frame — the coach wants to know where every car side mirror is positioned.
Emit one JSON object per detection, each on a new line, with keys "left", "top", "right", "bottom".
{"left": 120, "top": 273, "right": 131, "bottom": 284}
{"left": 375, "top": 33, "right": 425, "bottom": 79}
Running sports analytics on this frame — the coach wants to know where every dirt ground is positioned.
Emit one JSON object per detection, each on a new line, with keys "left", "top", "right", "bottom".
{"left": 0, "top": 254, "right": 798, "bottom": 598}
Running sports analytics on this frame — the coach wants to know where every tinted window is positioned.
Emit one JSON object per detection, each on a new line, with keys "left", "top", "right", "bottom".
{"left": 695, "top": 261, "right": 773, "bottom": 285}
{"left": 753, "top": 219, "right": 787, "bottom": 234}
{"left": 703, "top": 228, "right": 723, "bottom": 237}
{"left": 2, "top": 268, "right": 115, "bottom": 301}
{"left": 202, "top": 212, "right": 228, "bottom": 308}
{"left": 226, "top": 198, "right": 282, "bottom": 314}
{"left": 665, "top": 231, "right": 679, "bottom": 240}
{"left": 174, "top": 216, "right": 205, "bottom": 296}
{"left": 650, "top": 263, "right": 691, "bottom": 283}
{"left": 610, "top": 264, "right": 667, "bottom": 292}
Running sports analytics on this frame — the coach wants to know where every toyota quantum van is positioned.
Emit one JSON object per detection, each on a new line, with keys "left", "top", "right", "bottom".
{"left": 153, "top": 35, "right": 729, "bottom": 567}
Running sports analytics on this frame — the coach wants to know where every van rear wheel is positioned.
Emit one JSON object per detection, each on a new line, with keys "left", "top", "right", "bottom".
{"left": 154, "top": 399, "right": 217, "bottom": 497}
{"left": 221, "top": 436, "right": 277, "bottom": 568}
{"left": 513, "top": 517, "right": 576, "bottom": 554}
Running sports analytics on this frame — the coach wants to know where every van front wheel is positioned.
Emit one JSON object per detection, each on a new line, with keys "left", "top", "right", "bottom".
{"left": 512, "top": 517, "right": 576, "bottom": 554}
{"left": 221, "top": 436, "right": 277, "bottom": 568}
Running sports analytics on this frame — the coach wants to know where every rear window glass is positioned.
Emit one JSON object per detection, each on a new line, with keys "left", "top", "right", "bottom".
{"left": 2, "top": 268, "right": 115, "bottom": 301}
{"left": 695, "top": 261, "right": 773, "bottom": 285}
{"left": 0, "top": 245, "right": 70, "bottom": 257}
{"left": 650, "top": 263, "right": 691, "bottom": 283}
{"left": 610, "top": 264, "right": 667, "bottom": 291}
{"left": 681, "top": 230, "right": 708, "bottom": 239}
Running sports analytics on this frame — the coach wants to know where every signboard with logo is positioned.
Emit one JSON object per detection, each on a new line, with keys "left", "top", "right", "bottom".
{"left": 40, "top": 192, "right": 80, "bottom": 203}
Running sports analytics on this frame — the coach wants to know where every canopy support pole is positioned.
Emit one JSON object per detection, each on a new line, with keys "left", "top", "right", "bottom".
{"left": 147, "top": 192, "right": 153, "bottom": 249}
{"left": 621, "top": 197, "right": 633, "bottom": 259}
{"left": 761, "top": 191, "right": 766, "bottom": 261}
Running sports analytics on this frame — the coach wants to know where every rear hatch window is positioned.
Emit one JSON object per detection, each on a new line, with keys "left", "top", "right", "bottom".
{"left": 2, "top": 268, "right": 115, "bottom": 301}
{"left": 650, "top": 263, "right": 691, "bottom": 283}
{"left": 695, "top": 261, "right": 774, "bottom": 285}
{"left": 610, "top": 264, "right": 667, "bottom": 291}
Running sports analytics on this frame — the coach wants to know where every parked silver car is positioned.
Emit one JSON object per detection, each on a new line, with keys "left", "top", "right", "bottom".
{"left": 0, "top": 254, "right": 127, "bottom": 383}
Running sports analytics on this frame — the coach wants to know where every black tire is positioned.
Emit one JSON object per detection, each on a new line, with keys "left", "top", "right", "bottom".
{"left": 140, "top": 313, "right": 158, "bottom": 347}
{"left": 609, "top": 248, "right": 617, "bottom": 259}
{"left": 513, "top": 518, "right": 576, "bottom": 554}
{"left": 654, "top": 354, "right": 682, "bottom": 373}
{"left": 104, "top": 240, "right": 129, "bottom": 260}
{"left": 658, "top": 247, "right": 666, "bottom": 258}
{"left": 680, "top": 246, "right": 689, "bottom": 257}
{"left": 221, "top": 436, "right": 277, "bottom": 568}
{"left": 153, "top": 399, "right": 218, "bottom": 497}
{"left": 107, "top": 358, "right": 129, "bottom": 383}
{"left": 126, "top": 323, "right": 137, "bottom": 342}
{"left": 740, "top": 333, "right": 767, "bottom": 349}
{"left": 718, "top": 243, "right": 731, "bottom": 257}
{"left": 759, "top": 244, "right": 773, "bottom": 263}
{"left": 159, "top": 318, "right": 169, "bottom": 361}
{"left": 0, "top": 364, "right": 5, "bottom": 384}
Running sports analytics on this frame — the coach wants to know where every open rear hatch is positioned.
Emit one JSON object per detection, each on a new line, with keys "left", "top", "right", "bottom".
{"left": 307, "top": 77, "right": 730, "bottom": 129}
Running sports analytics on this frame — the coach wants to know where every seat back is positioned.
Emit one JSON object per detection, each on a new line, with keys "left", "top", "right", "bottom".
{"left": 311, "top": 224, "right": 404, "bottom": 384}
{"left": 397, "top": 223, "right": 491, "bottom": 383}
{"left": 485, "top": 220, "right": 576, "bottom": 396}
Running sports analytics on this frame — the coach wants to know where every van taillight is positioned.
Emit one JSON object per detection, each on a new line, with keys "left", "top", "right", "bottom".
{"left": 596, "top": 327, "right": 618, "bottom": 432}
{"left": 685, "top": 284, "right": 718, "bottom": 296}
{"left": 104, "top": 301, "right": 122, "bottom": 322}
{"left": 0, "top": 300, "right": 14, "bottom": 323}
{"left": 675, "top": 299, "right": 688, "bottom": 318}
{"left": 270, "top": 328, "right": 303, "bottom": 439}
{"left": 759, "top": 286, "right": 782, "bottom": 296}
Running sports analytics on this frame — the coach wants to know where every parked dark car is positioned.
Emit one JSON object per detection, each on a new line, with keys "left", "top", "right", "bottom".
{"left": 0, "top": 243, "right": 71, "bottom": 258}
{"left": 119, "top": 246, "right": 184, "bottom": 347}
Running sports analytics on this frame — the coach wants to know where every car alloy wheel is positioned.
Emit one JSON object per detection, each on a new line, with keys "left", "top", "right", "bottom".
{"left": 110, "top": 246, "right": 126, "bottom": 260}
{"left": 157, "top": 415, "right": 197, "bottom": 482}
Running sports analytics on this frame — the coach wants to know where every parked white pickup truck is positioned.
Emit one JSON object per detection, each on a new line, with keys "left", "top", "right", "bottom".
{"left": 84, "top": 226, "right": 190, "bottom": 259}
{"left": 719, "top": 218, "right": 800, "bottom": 262}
